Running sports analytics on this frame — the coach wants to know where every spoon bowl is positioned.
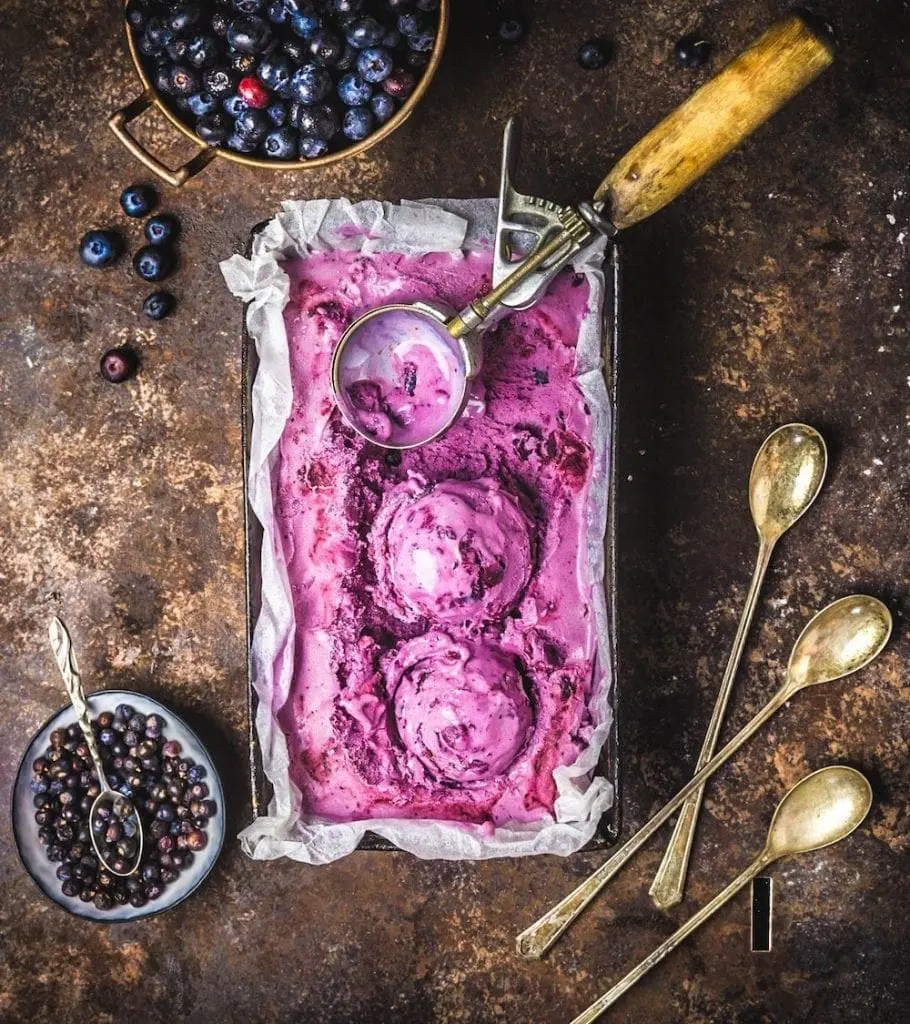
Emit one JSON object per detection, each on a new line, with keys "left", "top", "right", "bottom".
{"left": 765, "top": 765, "right": 873, "bottom": 859}
{"left": 749, "top": 423, "right": 828, "bottom": 543}
{"left": 786, "top": 594, "right": 893, "bottom": 693}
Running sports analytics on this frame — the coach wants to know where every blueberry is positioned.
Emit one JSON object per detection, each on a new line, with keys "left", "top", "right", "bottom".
{"left": 382, "top": 68, "right": 415, "bottom": 98}
{"left": 309, "top": 29, "right": 345, "bottom": 65}
{"left": 357, "top": 46, "right": 393, "bottom": 83}
{"left": 100, "top": 347, "right": 139, "bottom": 384}
{"left": 336, "top": 43, "right": 358, "bottom": 71}
{"left": 497, "top": 17, "right": 525, "bottom": 44}
{"left": 187, "top": 34, "right": 220, "bottom": 68}
{"left": 406, "top": 49, "right": 430, "bottom": 70}
{"left": 196, "top": 111, "right": 230, "bottom": 144}
{"left": 342, "top": 104, "right": 373, "bottom": 141}
{"left": 227, "top": 16, "right": 273, "bottom": 54}
{"left": 408, "top": 26, "right": 435, "bottom": 52}
{"left": 166, "top": 3, "right": 204, "bottom": 37}
{"left": 267, "top": 100, "right": 289, "bottom": 125}
{"left": 125, "top": 0, "right": 148, "bottom": 31}
{"left": 168, "top": 63, "right": 201, "bottom": 96}
{"left": 166, "top": 36, "right": 189, "bottom": 62}
{"left": 186, "top": 764, "right": 207, "bottom": 783}
{"left": 291, "top": 63, "right": 333, "bottom": 104}
{"left": 223, "top": 93, "right": 249, "bottom": 118}
{"left": 329, "top": 0, "right": 362, "bottom": 13}
{"left": 578, "top": 39, "right": 611, "bottom": 70}
{"left": 79, "top": 230, "right": 123, "bottom": 268}
{"left": 261, "top": 126, "right": 299, "bottom": 159}
{"left": 233, "top": 0, "right": 265, "bottom": 12}
{"left": 294, "top": 101, "right": 339, "bottom": 138}
{"left": 142, "top": 291, "right": 176, "bottom": 320}
{"left": 370, "top": 92, "right": 396, "bottom": 123}
{"left": 134, "top": 245, "right": 176, "bottom": 282}
{"left": 346, "top": 16, "right": 383, "bottom": 49}
{"left": 226, "top": 131, "right": 258, "bottom": 153}
{"left": 187, "top": 90, "right": 219, "bottom": 116}
{"left": 397, "top": 13, "right": 424, "bottom": 36}
{"left": 337, "top": 71, "right": 371, "bottom": 105}
{"left": 235, "top": 107, "right": 270, "bottom": 140}
{"left": 267, "top": 0, "right": 289, "bottom": 23}
{"left": 299, "top": 134, "right": 329, "bottom": 158}
{"left": 259, "top": 53, "right": 295, "bottom": 96}
{"left": 674, "top": 33, "right": 711, "bottom": 69}
{"left": 153, "top": 61, "right": 172, "bottom": 95}
{"left": 204, "top": 65, "right": 237, "bottom": 99}
{"left": 212, "top": 9, "right": 230, "bottom": 35}
{"left": 145, "top": 17, "right": 171, "bottom": 49}
{"left": 290, "top": 10, "right": 320, "bottom": 38}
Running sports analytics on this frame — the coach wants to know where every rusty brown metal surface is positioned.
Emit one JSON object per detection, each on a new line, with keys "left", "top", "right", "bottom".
{"left": 1, "top": 2, "right": 908, "bottom": 1022}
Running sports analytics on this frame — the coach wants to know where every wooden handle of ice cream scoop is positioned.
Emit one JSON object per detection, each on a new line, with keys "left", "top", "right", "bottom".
{"left": 595, "top": 13, "right": 834, "bottom": 230}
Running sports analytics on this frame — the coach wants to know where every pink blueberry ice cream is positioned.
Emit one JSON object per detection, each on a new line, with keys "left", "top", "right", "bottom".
{"left": 275, "top": 246, "right": 602, "bottom": 826}
{"left": 334, "top": 307, "right": 466, "bottom": 447}
{"left": 371, "top": 475, "right": 533, "bottom": 625}
{"left": 391, "top": 632, "right": 534, "bottom": 785}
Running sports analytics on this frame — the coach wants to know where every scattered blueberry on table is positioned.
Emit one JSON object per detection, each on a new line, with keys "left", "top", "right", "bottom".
{"left": 134, "top": 244, "right": 176, "bottom": 283}
{"left": 120, "top": 184, "right": 158, "bottom": 218}
{"left": 100, "top": 346, "right": 140, "bottom": 384}
{"left": 79, "top": 230, "right": 124, "bottom": 269}
{"left": 128, "top": 0, "right": 441, "bottom": 162}
{"left": 30, "top": 709, "right": 217, "bottom": 910}
{"left": 578, "top": 38, "right": 611, "bottom": 70}
{"left": 144, "top": 213, "right": 180, "bottom": 246}
{"left": 497, "top": 17, "right": 525, "bottom": 45}
{"left": 142, "top": 291, "right": 176, "bottom": 320}
{"left": 673, "top": 33, "right": 711, "bottom": 69}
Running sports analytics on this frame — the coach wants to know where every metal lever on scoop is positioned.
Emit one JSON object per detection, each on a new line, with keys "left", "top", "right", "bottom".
{"left": 448, "top": 12, "right": 834, "bottom": 341}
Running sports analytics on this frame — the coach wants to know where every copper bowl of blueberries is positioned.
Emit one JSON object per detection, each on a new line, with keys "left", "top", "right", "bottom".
{"left": 109, "top": 0, "right": 448, "bottom": 186}
{"left": 12, "top": 691, "right": 225, "bottom": 920}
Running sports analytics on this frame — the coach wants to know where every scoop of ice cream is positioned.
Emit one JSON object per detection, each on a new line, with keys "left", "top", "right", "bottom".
{"left": 335, "top": 307, "right": 466, "bottom": 447}
{"left": 372, "top": 476, "right": 533, "bottom": 625}
{"left": 391, "top": 632, "right": 534, "bottom": 784}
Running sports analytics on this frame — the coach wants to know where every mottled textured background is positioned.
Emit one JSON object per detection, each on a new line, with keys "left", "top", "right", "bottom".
{"left": 1, "top": 1, "right": 908, "bottom": 1022}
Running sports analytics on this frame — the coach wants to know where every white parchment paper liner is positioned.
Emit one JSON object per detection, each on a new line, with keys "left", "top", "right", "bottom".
{"left": 221, "top": 198, "right": 614, "bottom": 862}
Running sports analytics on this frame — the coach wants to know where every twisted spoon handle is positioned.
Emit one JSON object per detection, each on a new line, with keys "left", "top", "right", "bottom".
{"left": 569, "top": 852, "right": 773, "bottom": 1024}
{"left": 649, "top": 539, "right": 774, "bottom": 908}
{"left": 48, "top": 617, "right": 108, "bottom": 790}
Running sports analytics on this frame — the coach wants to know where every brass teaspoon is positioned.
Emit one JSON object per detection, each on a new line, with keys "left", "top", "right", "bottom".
{"left": 649, "top": 423, "right": 827, "bottom": 909}
{"left": 570, "top": 766, "right": 873, "bottom": 1023}
{"left": 516, "top": 594, "right": 891, "bottom": 959}
{"left": 48, "top": 617, "right": 144, "bottom": 877}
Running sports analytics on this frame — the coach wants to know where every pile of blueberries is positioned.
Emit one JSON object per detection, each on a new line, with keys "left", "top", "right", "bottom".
{"left": 126, "top": 0, "right": 441, "bottom": 161}
{"left": 30, "top": 704, "right": 217, "bottom": 912}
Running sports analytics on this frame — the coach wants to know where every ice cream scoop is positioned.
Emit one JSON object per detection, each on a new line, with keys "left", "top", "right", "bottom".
{"left": 331, "top": 15, "right": 835, "bottom": 449}
{"left": 372, "top": 476, "right": 533, "bottom": 624}
{"left": 391, "top": 632, "right": 535, "bottom": 785}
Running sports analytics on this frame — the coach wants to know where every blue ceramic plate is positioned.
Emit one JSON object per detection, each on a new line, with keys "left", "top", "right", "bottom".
{"left": 12, "top": 690, "right": 225, "bottom": 921}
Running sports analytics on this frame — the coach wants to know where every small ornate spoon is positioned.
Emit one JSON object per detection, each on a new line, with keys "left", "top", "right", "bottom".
{"left": 570, "top": 766, "right": 873, "bottom": 1023}
{"left": 48, "top": 617, "right": 144, "bottom": 877}
{"left": 516, "top": 594, "right": 891, "bottom": 959}
{"left": 649, "top": 423, "right": 827, "bottom": 909}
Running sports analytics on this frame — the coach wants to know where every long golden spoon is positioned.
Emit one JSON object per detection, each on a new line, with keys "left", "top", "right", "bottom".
{"left": 569, "top": 766, "right": 873, "bottom": 1023}
{"left": 516, "top": 595, "right": 891, "bottom": 959}
{"left": 649, "top": 423, "right": 827, "bottom": 909}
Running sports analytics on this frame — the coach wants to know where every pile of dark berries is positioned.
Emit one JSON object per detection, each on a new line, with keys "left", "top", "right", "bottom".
{"left": 30, "top": 704, "right": 217, "bottom": 912}
{"left": 125, "top": 0, "right": 441, "bottom": 162}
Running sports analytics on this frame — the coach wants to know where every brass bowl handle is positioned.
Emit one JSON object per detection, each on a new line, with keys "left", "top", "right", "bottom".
{"left": 108, "top": 91, "right": 216, "bottom": 188}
